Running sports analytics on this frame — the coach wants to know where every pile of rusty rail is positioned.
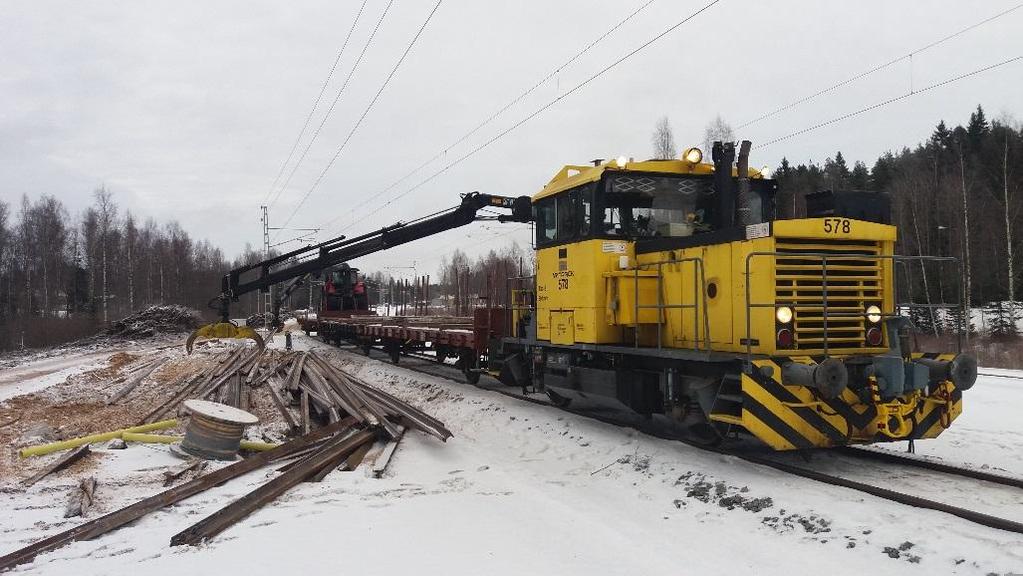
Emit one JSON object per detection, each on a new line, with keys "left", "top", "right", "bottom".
{"left": 0, "top": 354, "right": 451, "bottom": 570}
{"left": 137, "top": 347, "right": 290, "bottom": 424}
{"left": 264, "top": 350, "right": 453, "bottom": 441}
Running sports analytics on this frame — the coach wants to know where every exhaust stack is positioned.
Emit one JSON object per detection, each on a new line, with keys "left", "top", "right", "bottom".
{"left": 712, "top": 141, "right": 736, "bottom": 229}
{"left": 736, "top": 140, "right": 752, "bottom": 226}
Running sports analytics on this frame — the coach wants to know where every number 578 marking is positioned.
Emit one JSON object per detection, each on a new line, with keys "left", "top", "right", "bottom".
{"left": 823, "top": 218, "right": 851, "bottom": 234}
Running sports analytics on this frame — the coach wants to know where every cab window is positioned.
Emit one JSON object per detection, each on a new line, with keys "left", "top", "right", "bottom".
{"left": 534, "top": 183, "right": 595, "bottom": 247}
{"left": 601, "top": 175, "right": 713, "bottom": 238}
{"left": 535, "top": 199, "right": 557, "bottom": 245}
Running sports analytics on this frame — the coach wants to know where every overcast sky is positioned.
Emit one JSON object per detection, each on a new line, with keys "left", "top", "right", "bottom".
{"left": 2, "top": 0, "right": 1021, "bottom": 277}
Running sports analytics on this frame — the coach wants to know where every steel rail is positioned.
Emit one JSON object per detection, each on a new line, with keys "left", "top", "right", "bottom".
{"left": 838, "top": 446, "right": 1023, "bottom": 490}
{"left": 731, "top": 452, "right": 1023, "bottom": 535}
{"left": 353, "top": 342, "right": 1023, "bottom": 536}
{"left": 0, "top": 417, "right": 359, "bottom": 572}
{"left": 977, "top": 371, "right": 1023, "bottom": 381}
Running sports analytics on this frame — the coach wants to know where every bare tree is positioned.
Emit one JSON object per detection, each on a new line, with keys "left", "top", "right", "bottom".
{"left": 124, "top": 212, "right": 137, "bottom": 312}
{"left": 93, "top": 187, "right": 117, "bottom": 323}
{"left": 651, "top": 116, "right": 677, "bottom": 159}
{"left": 999, "top": 123, "right": 1016, "bottom": 305}
{"left": 703, "top": 114, "right": 734, "bottom": 152}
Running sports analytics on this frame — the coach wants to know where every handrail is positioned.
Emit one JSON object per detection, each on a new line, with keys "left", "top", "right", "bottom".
{"left": 743, "top": 251, "right": 963, "bottom": 366}
{"left": 504, "top": 274, "right": 536, "bottom": 339}
{"left": 629, "top": 256, "right": 711, "bottom": 351}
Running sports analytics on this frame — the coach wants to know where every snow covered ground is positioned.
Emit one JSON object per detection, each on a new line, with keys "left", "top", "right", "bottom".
{"left": 2, "top": 332, "right": 1023, "bottom": 575}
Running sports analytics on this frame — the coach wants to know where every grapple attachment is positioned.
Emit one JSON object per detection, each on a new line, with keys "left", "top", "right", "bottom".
{"left": 186, "top": 322, "right": 266, "bottom": 354}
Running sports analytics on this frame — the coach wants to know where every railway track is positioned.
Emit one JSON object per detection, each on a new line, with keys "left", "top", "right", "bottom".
{"left": 333, "top": 340, "right": 1023, "bottom": 536}
{"left": 977, "top": 371, "right": 1023, "bottom": 381}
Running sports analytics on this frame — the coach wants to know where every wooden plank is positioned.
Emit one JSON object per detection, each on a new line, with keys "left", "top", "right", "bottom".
{"left": 162, "top": 460, "right": 208, "bottom": 487}
{"left": 63, "top": 477, "right": 98, "bottom": 518}
{"left": 20, "top": 446, "right": 90, "bottom": 488}
{"left": 106, "top": 361, "right": 161, "bottom": 405}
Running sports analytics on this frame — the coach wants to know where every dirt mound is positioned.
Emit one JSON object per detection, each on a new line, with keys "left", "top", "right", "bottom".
{"left": 106, "top": 306, "right": 202, "bottom": 339}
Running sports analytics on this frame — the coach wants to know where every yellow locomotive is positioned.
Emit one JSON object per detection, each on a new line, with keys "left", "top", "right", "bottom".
{"left": 494, "top": 141, "right": 976, "bottom": 450}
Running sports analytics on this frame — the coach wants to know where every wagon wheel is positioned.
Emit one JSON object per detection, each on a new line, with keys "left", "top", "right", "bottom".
{"left": 460, "top": 349, "right": 480, "bottom": 385}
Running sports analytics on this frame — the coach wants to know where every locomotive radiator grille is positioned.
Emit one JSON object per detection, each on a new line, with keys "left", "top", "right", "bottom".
{"left": 774, "top": 238, "right": 883, "bottom": 352}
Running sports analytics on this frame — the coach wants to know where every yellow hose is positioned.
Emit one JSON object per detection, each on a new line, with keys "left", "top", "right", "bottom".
{"left": 18, "top": 420, "right": 178, "bottom": 458}
{"left": 120, "top": 432, "right": 279, "bottom": 452}
{"left": 122, "top": 432, "right": 181, "bottom": 444}
{"left": 239, "top": 440, "right": 280, "bottom": 452}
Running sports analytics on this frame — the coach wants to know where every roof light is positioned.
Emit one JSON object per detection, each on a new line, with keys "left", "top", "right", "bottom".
{"left": 616, "top": 155, "right": 628, "bottom": 167}
{"left": 682, "top": 147, "right": 703, "bottom": 164}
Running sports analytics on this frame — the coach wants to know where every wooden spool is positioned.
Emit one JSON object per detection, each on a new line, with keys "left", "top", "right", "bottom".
{"left": 180, "top": 400, "right": 259, "bottom": 460}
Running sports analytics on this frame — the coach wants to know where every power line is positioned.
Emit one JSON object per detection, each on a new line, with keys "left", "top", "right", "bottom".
{"left": 755, "top": 55, "right": 1023, "bottom": 149}
{"left": 737, "top": 3, "right": 1022, "bottom": 130}
{"left": 273, "top": 0, "right": 445, "bottom": 240}
{"left": 262, "top": 0, "right": 370, "bottom": 206}
{"left": 267, "top": 0, "right": 396, "bottom": 212}
{"left": 413, "top": 224, "right": 534, "bottom": 268}
{"left": 321, "top": 0, "right": 656, "bottom": 232}
{"left": 336, "top": 0, "right": 723, "bottom": 234}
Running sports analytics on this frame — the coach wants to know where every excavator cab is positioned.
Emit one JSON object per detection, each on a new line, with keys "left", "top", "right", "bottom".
{"left": 322, "top": 265, "right": 369, "bottom": 314}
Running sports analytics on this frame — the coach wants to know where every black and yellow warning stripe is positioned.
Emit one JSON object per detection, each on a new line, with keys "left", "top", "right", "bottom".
{"left": 909, "top": 352, "right": 963, "bottom": 439}
{"left": 734, "top": 355, "right": 963, "bottom": 450}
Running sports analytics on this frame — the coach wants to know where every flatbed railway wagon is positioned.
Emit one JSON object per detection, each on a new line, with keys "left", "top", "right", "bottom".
{"left": 317, "top": 311, "right": 503, "bottom": 381}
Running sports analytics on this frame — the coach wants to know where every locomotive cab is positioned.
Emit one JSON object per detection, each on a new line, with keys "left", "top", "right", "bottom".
{"left": 511, "top": 142, "right": 976, "bottom": 450}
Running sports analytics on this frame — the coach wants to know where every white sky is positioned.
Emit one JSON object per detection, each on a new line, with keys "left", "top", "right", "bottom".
{"left": 1, "top": 0, "right": 1021, "bottom": 278}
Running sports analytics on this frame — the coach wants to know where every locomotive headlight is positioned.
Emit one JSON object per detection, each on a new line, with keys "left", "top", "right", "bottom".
{"left": 775, "top": 306, "right": 793, "bottom": 324}
{"left": 682, "top": 147, "right": 703, "bottom": 164}
{"left": 616, "top": 155, "right": 628, "bottom": 167}
{"left": 866, "top": 305, "right": 882, "bottom": 324}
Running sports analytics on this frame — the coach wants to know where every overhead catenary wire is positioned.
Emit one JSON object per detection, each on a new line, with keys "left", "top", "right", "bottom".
{"left": 320, "top": 0, "right": 657, "bottom": 233}
{"left": 736, "top": 3, "right": 1022, "bottom": 130}
{"left": 334, "top": 0, "right": 723, "bottom": 234}
{"left": 267, "top": 0, "right": 396, "bottom": 212}
{"left": 262, "top": 0, "right": 370, "bottom": 206}
{"left": 273, "top": 0, "right": 445, "bottom": 241}
{"left": 391, "top": 224, "right": 533, "bottom": 270}
{"left": 755, "top": 55, "right": 1023, "bottom": 149}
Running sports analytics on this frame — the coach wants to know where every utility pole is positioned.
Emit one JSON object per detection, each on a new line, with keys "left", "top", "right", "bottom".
{"left": 261, "top": 206, "right": 272, "bottom": 324}
{"left": 262, "top": 205, "right": 319, "bottom": 325}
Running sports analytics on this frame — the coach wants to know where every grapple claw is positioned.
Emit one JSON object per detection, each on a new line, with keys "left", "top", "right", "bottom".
{"left": 186, "top": 322, "right": 266, "bottom": 354}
